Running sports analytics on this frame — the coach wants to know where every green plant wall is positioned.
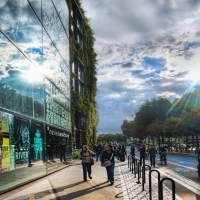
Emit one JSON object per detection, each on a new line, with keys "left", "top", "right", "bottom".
{"left": 67, "top": 0, "right": 99, "bottom": 150}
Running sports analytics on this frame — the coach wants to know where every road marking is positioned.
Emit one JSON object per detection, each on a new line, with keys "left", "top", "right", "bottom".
{"left": 156, "top": 167, "right": 200, "bottom": 196}
{"left": 155, "top": 158, "right": 196, "bottom": 170}
{"left": 136, "top": 157, "right": 200, "bottom": 196}
{"left": 174, "top": 169, "right": 196, "bottom": 173}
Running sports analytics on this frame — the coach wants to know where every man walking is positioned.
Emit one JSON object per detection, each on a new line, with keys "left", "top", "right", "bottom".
{"left": 149, "top": 145, "right": 157, "bottom": 167}
{"left": 96, "top": 142, "right": 103, "bottom": 162}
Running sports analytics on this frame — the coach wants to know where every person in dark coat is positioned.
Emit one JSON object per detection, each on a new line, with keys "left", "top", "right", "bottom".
{"left": 130, "top": 144, "right": 135, "bottom": 156}
{"left": 60, "top": 143, "right": 66, "bottom": 162}
{"left": 138, "top": 144, "right": 146, "bottom": 163}
{"left": 120, "top": 144, "right": 126, "bottom": 162}
{"left": 93, "top": 144, "right": 97, "bottom": 153}
{"left": 148, "top": 145, "right": 157, "bottom": 167}
{"left": 96, "top": 142, "right": 103, "bottom": 162}
{"left": 101, "top": 145, "right": 117, "bottom": 185}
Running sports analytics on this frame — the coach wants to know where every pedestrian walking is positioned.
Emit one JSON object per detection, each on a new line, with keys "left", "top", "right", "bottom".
{"left": 101, "top": 144, "right": 117, "bottom": 185}
{"left": 149, "top": 145, "right": 157, "bottom": 167}
{"left": 93, "top": 144, "right": 97, "bottom": 153}
{"left": 80, "top": 145, "right": 95, "bottom": 182}
{"left": 59, "top": 143, "right": 66, "bottom": 162}
{"left": 130, "top": 144, "right": 135, "bottom": 156}
{"left": 138, "top": 144, "right": 146, "bottom": 164}
{"left": 120, "top": 144, "right": 126, "bottom": 162}
{"left": 96, "top": 142, "right": 103, "bottom": 162}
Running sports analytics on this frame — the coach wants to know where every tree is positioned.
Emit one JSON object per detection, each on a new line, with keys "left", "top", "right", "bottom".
{"left": 145, "top": 119, "right": 163, "bottom": 146}
{"left": 163, "top": 117, "right": 179, "bottom": 150}
{"left": 133, "top": 97, "right": 172, "bottom": 139}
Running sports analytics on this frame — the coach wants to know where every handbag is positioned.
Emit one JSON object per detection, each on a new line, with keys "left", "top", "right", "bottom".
{"left": 102, "top": 153, "right": 114, "bottom": 167}
{"left": 89, "top": 151, "right": 94, "bottom": 165}
{"left": 90, "top": 156, "right": 94, "bottom": 165}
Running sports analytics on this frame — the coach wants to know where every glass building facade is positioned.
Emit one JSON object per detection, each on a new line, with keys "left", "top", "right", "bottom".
{"left": 0, "top": 0, "right": 71, "bottom": 193}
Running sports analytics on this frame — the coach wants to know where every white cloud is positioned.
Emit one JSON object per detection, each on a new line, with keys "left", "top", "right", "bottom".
{"left": 82, "top": 0, "right": 200, "bottom": 133}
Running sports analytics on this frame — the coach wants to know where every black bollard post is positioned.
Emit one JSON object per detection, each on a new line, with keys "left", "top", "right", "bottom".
{"left": 159, "top": 178, "right": 176, "bottom": 200}
{"left": 136, "top": 161, "right": 144, "bottom": 184}
{"left": 149, "top": 170, "right": 160, "bottom": 200}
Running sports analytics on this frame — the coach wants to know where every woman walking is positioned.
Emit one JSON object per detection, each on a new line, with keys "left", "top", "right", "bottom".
{"left": 101, "top": 145, "right": 117, "bottom": 185}
{"left": 80, "top": 145, "right": 95, "bottom": 182}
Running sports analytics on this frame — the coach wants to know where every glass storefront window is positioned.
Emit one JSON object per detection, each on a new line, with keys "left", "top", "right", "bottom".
{"left": 0, "top": 0, "right": 71, "bottom": 193}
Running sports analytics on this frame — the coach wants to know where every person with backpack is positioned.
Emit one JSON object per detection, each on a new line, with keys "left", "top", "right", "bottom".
{"left": 149, "top": 145, "right": 157, "bottom": 167}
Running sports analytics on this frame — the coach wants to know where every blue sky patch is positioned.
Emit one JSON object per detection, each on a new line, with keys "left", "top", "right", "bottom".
{"left": 184, "top": 41, "right": 200, "bottom": 51}
{"left": 143, "top": 56, "right": 166, "bottom": 74}
{"left": 25, "top": 47, "right": 43, "bottom": 55}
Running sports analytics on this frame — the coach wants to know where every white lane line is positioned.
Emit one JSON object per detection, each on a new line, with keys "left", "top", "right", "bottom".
{"left": 155, "top": 158, "right": 197, "bottom": 170}
{"left": 140, "top": 157, "right": 200, "bottom": 196}
{"left": 156, "top": 167, "right": 200, "bottom": 196}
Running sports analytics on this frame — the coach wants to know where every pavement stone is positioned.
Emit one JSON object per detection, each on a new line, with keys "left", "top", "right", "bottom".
{"left": 118, "top": 159, "right": 183, "bottom": 200}
{"left": 0, "top": 158, "right": 185, "bottom": 200}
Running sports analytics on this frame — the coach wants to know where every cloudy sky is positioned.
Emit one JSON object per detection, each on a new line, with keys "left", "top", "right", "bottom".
{"left": 81, "top": 0, "right": 200, "bottom": 134}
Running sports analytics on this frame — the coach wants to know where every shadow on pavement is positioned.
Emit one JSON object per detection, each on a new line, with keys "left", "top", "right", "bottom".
{"left": 33, "top": 181, "right": 84, "bottom": 199}
{"left": 48, "top": 181, "right": 114, "bottom": 200}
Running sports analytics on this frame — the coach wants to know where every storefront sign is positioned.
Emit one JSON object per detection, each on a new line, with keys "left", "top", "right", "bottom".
{"left": 48, "top": 128, "right": 69, "bottom": 138}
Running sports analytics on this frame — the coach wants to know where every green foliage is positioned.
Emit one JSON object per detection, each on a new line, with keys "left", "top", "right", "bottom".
{"left": 72, "top": 149, "right": 81, "bottom": 159}
{"left": 97, "top": 133, "right": 124, "bottom": 144}
{"left": 68, "top": 0, "right": 98, "bottom": 149}
{"left": 121, "top": 87, "right": 200, "bottom": 147}
{"left": 163, "top": 117, "right": 179, "bottom": 138}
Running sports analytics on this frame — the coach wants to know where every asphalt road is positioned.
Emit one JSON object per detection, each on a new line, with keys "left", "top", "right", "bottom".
{"left": 126, "top": 146, "right": 200, "bottom": 200}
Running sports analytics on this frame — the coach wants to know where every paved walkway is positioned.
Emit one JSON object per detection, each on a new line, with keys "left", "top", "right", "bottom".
{"left": 0, "top": 158, "right": 186, "bottom": 200}
{"left": 0, "top": 160, "right": 124, "bottom": 200}
{"left": 119, "top": 163, "right": 182, "bottom": 200}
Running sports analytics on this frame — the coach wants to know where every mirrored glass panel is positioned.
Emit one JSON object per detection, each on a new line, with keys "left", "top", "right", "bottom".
{"left": 45, "top": 78, "right": 71, "bottom": 132}
{"left": 52, "top": 0, "right": 69, "bottom": 37}
{"left": 42, "top": 0, "right": 70, "bottom": 67}
{"left": 0, "top": 0, "right": 43, "bottom": 68}
{"left": 28, "top": 0, "right": 42, "bottom": 21}
{"left": 43, "top": 29, "right": 70, "bottom": 99}
{"left": 0, "top": 32, "right": 45, "bottom": 120}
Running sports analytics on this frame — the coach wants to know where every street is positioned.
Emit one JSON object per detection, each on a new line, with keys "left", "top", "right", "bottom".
{"left": 126, "top": 146, "right": 200, "bottom": 200}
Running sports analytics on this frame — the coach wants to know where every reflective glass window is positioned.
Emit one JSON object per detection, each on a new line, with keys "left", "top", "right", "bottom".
{"left": 0, "top": 32, "right": 44, "bottom": 120}
{"left": 0, "top": 0, "right": 43, "bottom": 67}
{"left": 45, "top": 78, "right": 71, "bottom": 132}
{"left": 42, "top": 0, "right": 70, "bottom": 66}
{"left": 52, "top": 0, "right": 69, "bottom": 38}
{"left": 43, "top": 29, "right": 70, "bottom": 99}
{"left": 72, "top": 62, "right": 75, "bottom": 73}
{"left": 28, "top": 0, "right": 42, "bottom": 21}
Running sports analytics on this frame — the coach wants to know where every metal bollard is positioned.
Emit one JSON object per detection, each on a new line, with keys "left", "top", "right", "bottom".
{"left": 159, "top": 178, "right": 176, "bottom": 200}
{"left": 149, "top": 169, "right": 160, "bottom": 200}
{"left": 128, "top": 155, "right": 130, "bottom": 168}
{"left": 136, "top": 161, "right": 144, "bottom": 184}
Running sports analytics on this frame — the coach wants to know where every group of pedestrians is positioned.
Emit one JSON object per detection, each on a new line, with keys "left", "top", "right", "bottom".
{"left": 129, "top": 144, "right": 167, "bottom": 167}
{"left": 80, "top": 143, "right": 117, "bottom": 185}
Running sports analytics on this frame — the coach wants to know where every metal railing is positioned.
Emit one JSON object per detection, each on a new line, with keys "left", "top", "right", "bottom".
{"left": 127, "top": 154, "right": 176, "bottom": 200}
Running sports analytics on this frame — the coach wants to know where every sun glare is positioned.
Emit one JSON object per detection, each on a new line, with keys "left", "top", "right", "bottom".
{"left": 187, "top": 70, "right": 200, "bottom": 83}
{"left": 21, "top": 69, "right": 43, "bottom": 83}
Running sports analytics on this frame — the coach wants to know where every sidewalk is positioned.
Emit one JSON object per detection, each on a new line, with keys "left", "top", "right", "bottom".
{"left": 0, "top": 160, "right": 125, "bottom": 200}
{"left": 0, "top": 158, "right": 185, "bottom": 200}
